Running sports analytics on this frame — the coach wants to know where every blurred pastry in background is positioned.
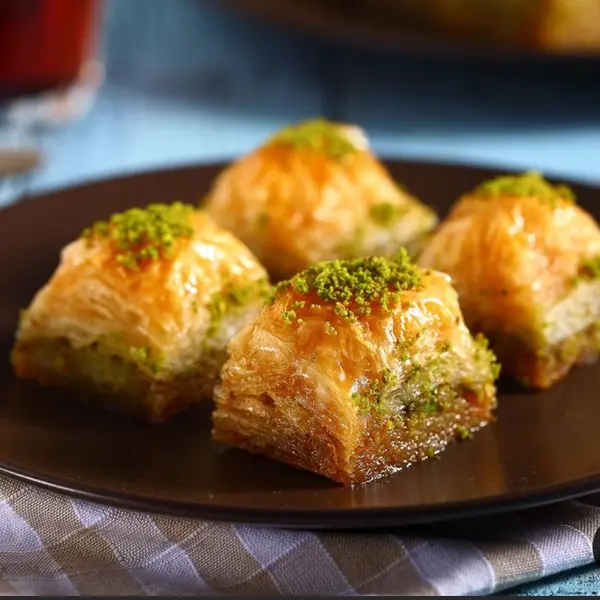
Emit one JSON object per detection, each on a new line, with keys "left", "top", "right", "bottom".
{"left": 213, "top": 252, "right": 499, "bottom": 485}
{"left": 367, "top": 0, "right": 600, "bottom": 53}
{"left": 204, "top": 118, "right": 438, "bottom": 281}
{"left": 12, "top": 203, "right": 270, "bottom": 422}
{"left": 419, "top": 172, "right": 600, "bottom": 389}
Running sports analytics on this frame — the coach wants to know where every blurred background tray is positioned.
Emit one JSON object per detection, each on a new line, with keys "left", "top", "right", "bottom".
{"left": 221, "top": 0, "right": 600, "bottom": 60}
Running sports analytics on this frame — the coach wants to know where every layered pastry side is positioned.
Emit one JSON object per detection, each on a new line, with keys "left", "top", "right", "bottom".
{"left": 213, "top": 251, "right": 499, "bottom": 485}
{"left": 419, "top": 172, "right": 600, "bottom": 389}
{"left": 204, "top": 118, "right": 438, "bottom": 281}
{"left": 12, "top": 203, "right": 270, "bottom": 422}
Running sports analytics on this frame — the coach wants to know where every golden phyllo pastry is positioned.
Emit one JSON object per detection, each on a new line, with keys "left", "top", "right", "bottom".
{"left": 12, "top": 203, "right": 270, "bottom": 422}
{"left": 419, "top": 172, "right": 600, "bottom": 389}
{"left": 204, "top": 119, "right": 438, "bottom": 281}
{"left": 213, "top": 251, "right": 499, "bottom": 485}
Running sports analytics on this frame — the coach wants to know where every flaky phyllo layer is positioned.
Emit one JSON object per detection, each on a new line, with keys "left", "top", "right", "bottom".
{"left": 419, "top": 172, "right": 600, "bottom": 388}
{"left": 205, "top": 119, "right": 438, "bottom": 280}
{"left": 213, "top": 251, "right": 499, "bottom": 485}
{"left": 12, "top": 202, "right": 270, "bottom": 421}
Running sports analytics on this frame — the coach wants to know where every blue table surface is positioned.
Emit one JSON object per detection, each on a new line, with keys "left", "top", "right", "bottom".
{"left": 6, "top": 1, "right": 600, "bottom": 594}
{"left": 22, "top": 0, "right": 600, "bottom": 196}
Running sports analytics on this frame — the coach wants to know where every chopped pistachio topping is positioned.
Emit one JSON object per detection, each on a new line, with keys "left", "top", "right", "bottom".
{"left": 281, "top": 309, "right": 296, "bottom": 325}
{"left": 396, "top": 331, "right": 421, "bottom": 361}
{"left": 276, "top": 250, "right": 422, "bottom": 322}
{"left": 82, "top": 202, "right": 196, "bottom": 270}
{"left": 456, "top": 425, "right": 473, "bottom": 440}
{"left": 208, "top": 278, "right": 271, "bottom": 336}
{"left": 352, "top": 368, "right": 397, "bottom": 413}
{"left": 578, "top": 256, "right": 600, "bottom": 281}
{"left": 268, "top": 118, "right": 359, "bottom": 160}
{"left": 424, "top": 447, "right": 440, "bottom": 459}
{"left": 129, "top": 345, "right": 163, "bottom": 374}
{"left": 473, "top": 171, "right": 575, "bottom": 206}
{"left": 324, "top": 321, "right": 338, "bottom": 336}
{"left": 370, "top": 201, "right": 408, "bottom": 226}
{"left": 280, "top": 301, "right": 308, "bottom": 327}
{"left": 129, "top": 345, "right": 150, "bottom": 363}
{"left": 473, "top": 333, "right": 501, "bottom": 380}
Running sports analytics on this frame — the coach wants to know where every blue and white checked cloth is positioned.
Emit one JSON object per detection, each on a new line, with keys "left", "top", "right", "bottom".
{"left": 1, "top": 474, "right": 599, "bottom": 596}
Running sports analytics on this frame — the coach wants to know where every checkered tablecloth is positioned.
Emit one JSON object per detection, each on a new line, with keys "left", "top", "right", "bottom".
{"left": 1, "top": 474, "right": 599, "bottom": 596}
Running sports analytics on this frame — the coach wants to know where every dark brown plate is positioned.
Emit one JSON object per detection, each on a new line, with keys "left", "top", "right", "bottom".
{"left": 1, "top": 160, "right": 599, "bottom": 530}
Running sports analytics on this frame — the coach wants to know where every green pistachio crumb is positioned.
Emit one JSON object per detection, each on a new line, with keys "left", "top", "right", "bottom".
{"left": 208, "top": 278, "right": 271, "bottom": 336}
{"left": 191, "top": 300, "right": 199, "bottom": 314}
{"left": 381, "top": 368, "right": 398, "bottom": 386}
{"left": 396, "top": 332, "right": 421, "bottom": 358}
{"left": 370, "top": 202, "right": 407, "bottom": 226}
{"left": 281, "top": 309, "right": 297, "bottom": 325}
{"left": 424, "top": 447, "right": 439, "bottom": 459}
{"left": 82, "top": 202, "right": 196, "bottom": 270}
{"left": 474, "top": 333, "right": 501, "bottom": 380}
{"left": 269, "top": 118, "right": 359, "bottom": 160}
{"left": 129, "top": 345, "right": 163, "bottom": 374}
{"left": 456, "top": 425, "right": 473, "bottom": 440}
{"left": 129, "top": 345, "right": 150, "bottom": 363}
{"left": 473, "top": 171, "right": 575, "bottom": 207}
{"left": 578, "top": 256, "right": 600, "bottom": 281}
{"left": 421, "top": 399, "right": 441, "bottom": 414}
{"left": 351, "top": 369, "right": 397, "bottom": 414}
{"left": 440, "top": 340, "right": 452, "bottom": 352}
{"left": 275, "top": 250, "right": 422, "bottom": 322}
{"left": 324, "top": 321, "right": 338, "bottom": 336}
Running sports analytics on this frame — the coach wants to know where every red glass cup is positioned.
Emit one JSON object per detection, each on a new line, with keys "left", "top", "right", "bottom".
{"left": 0, "top": 0, "right": 103, "bottom": 98}
{"left": 0, "top": 0, "right": 106, "bottom": 201}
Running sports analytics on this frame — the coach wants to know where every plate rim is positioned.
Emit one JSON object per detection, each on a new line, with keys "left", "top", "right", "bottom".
{"left": 2, "top": 458, "right": 600, "bottom": 529}
{"left": 14, "top": 156, "right": 599, "bottom": 214}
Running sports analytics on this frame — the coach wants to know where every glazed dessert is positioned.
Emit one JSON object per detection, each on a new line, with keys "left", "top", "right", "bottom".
{"left": 212, "top": 251, "right": 499, "bottom": 485}
{"left": 419, "top": 172, "right": 600, "bottom": 389}
{"left": 204, "top": 118, "right": 438, "bottom": 280}
{"left": 12, "top": 203, "right": 270, "bottom": 422}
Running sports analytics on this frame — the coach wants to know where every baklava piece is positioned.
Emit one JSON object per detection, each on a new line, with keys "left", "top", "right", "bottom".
{"left": 12, "top": 203, "right": 270, "bottom": 422}
{"left": 204, "top": 118, "right": 438, "bottom": 281}
{"left": 419, "top": 171, "right": 600, "bottom": 389}
{"left": 213, "top": 252, "right": 498, "bottom": 485}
